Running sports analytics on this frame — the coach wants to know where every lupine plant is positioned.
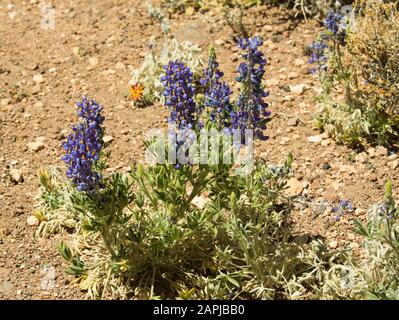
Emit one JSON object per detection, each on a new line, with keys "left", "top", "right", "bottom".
{"left": 36, "top": 37, "right": 363, "bottom": 300}
{"left": 312, "top": 1, "right": 399, "bottom": 145}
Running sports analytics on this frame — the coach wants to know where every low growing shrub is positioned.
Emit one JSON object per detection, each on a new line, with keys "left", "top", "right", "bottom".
{"left": 311, "top": 0, "right": 399, "bottom": 145}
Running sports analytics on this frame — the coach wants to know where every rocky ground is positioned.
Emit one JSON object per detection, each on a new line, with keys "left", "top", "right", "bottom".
{"left": 0, "top": 0, "right": 398, "bottom": 300}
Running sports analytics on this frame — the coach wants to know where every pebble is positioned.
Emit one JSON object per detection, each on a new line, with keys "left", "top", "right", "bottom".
{"left": 287, "top": 118, "right": 298, "bottom": 127}
{"left": 283, "top": 95, "right": 294, "bottom": 102}
{"left": 355, "top": 152, "right": 367, "bottom": 163}
{"left": 263, "top": 25, "right": 273, "bottom": 32}
{"left": 33, "top": 74, "right": 44, "bottom": 84}
{"left": 389, "top": 159, "right": 398, "bottom": 170}
{"left": 308, "top": 135, "right": 322, "bottom": 144}
{"left": 321, "top": 139, "right": 331, "bottom": 147}
{"left": 88, "top": 57, "right": 99, "bottom": 68}
{"left": 376, "top": 146, "right": 388, "bottom": 157}
{"left": 27, "top": 137, "right": 46, "bottom": 152}
{"left": 27, "top": 216, "right": 39, "bottom": 226}
{"left": 103, "top": 135, "right": 114, "bottom": 143}
{"left": 367, "top": 147, "right": 376, "bottom": 158}
{"left": 285, "top": 178, "right": 304, "bottom": 196}
{"left": 10, "top": 168, "right": 23, "bottom": 183}
{"left": 290, "top": 84, "right": 308, "bottom": 95}
{"left": 294, "top": 58, "right": 305, "bottom": 66}
{"left": 329, "top": 240, "right": 338, "bottom": 249}
{"left": 322, "top": 163, "right": 331, "bottom": 170}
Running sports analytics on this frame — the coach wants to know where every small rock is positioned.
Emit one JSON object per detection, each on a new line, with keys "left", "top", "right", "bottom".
{"left": 388, "top": 153, "right": 398, "bottom": 161}
{"left": 355, "top": 152, "right": 367, "bottom": 163}
{"left": 27, "top": 215, "right": 39, "bottom": 226}
{"left": 285, "top": 178, "right": 304, "bottom": 196}
{"left": 323, "top": 188, "right": 338, "bottom": 202}
{"left": 308, "top": 135, "right": 322, "bottom": 144}
{"left": 49, "top": 67, "right": 57, "bottom": 73}
{"left": 287, "top": 118, "right": 298, "bottom": 127}
{"left": 27, "top": 63, "right": 38, "bottom": 71}
{"left": 355, "top": 208, "right": 366, "bottom": 216}
{"left": 389, "top": 159, "right": 398, "bottom": 170}
{"left": 347, "top": 233, "right": 356, "bottom": 241}
{"left": 27, "top": 137, "right": 45, "bottom": 152}
{"left": 191, "top": 195, "right": 208, "bottom": 210}
{"left": 283, "top": 95, "right": 294, "bottom": 102}
{"left": 215, "top": 39, "right": 225, "bottom": 46}
{"left": 290, "top": 84, "right": 308, "bottom": 95}
{"left": 321, "top": 139, "right": 332, "bottom": 147}
{"left": 320, "top": 132, "right": 330, "bottom": 139}
{"left": 367, "top": 147, "right": 376, "bottom": 158}
{"left": 10, "top": 168, "right": 23, "bottom": 183}
{"left": 103, "top": 135, "right": 114, "bottom": 143}
{"left": 263, "top": 25, "right": 273, "bottom": 32}
{"left": 294, "top": 58, "right": 305, "bottom": 66}
{"left": 329, "top": 240, "right": 338, "bottom": 249}
{"left": 280, "top": 137, "right": 290, "bottom": 145}
{"left": 88, "top": 57, "right": 99, "bottom": 68}
{"left": 33, "top": 74, "right": 44, "bottom": 84}
{"left": 376, "top": 146, "right": 388, "bottom": 157}
{"left": 72, "top": 47, "right": 80, "bottom": 55}
{"left": 322, "top": 163, "right": 331, "bottom": 170}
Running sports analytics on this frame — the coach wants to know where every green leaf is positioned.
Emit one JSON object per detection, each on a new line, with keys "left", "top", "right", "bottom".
{"left": 353, "top": 220, "right": 370, "bottom": 238}
{"left": 58, "top": 241, "right": 72, "bottom": 262}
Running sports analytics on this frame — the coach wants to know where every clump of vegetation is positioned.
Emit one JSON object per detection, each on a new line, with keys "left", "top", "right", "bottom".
{"left": 36, "top": 38, "right": 353, "bottom": 299}
{"left": 129, "top": 38, "right": 204, "bottom": 106}
{"left": 312, "top": 0, "right": 399, "bottom": 146}
{"left": 319, "top": 181, "right": 399, "bottom": 299}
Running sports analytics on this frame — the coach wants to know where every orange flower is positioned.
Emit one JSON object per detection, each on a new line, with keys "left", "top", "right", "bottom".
{"left": 130, "top": 83, "right": 144, "bottom": 101}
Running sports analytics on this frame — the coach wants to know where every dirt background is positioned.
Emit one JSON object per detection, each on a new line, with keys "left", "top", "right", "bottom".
{"left": 1, "top": 0, "right": 398, "bottom": 299}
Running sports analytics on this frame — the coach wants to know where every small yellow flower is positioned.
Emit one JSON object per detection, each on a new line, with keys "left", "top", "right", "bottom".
{"left": 130, "top": 83, "right": 144, "bottom": 101}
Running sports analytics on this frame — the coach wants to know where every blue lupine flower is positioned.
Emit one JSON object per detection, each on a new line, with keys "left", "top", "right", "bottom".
{"left": 161, "top": 60, "right": 200, "bottom": 130}
{"left": 324, "top": 11, "right": 347, "bottom": 46}
{"left": 62, "top": 97, "right": 104, "bottom": 192}
{"left": 162, "top": 61, "right": 202, "bottom": 168}
{"left": 201, "top": 49, "right": 233, "bottom": 128}
{"left": 333, "top": 200, "right": 354, "bottom": 221}
{"left": 378, "top": 202, "right": 396, "bottom": 220}
{"left": 308, "top": 39, "right": 328, "bottom": 74}
{"left": 233, "top": 36, "right": 270, "bottom": 143}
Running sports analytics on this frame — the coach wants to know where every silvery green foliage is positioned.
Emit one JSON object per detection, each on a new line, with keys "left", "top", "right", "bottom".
{"left": 147, "top": 3, "right": 169, "bottom": 34}
{"left": 130, "top": 38, "right": 204, "bottom": 106}
{"left": 35, "top": 167, "right": 77, "bottom": 236}
{"left": 314, "top": 100, "right": 371, "bottom": 145}
{"left": 319, "top": 181, "right": 399, "bottom": 300}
